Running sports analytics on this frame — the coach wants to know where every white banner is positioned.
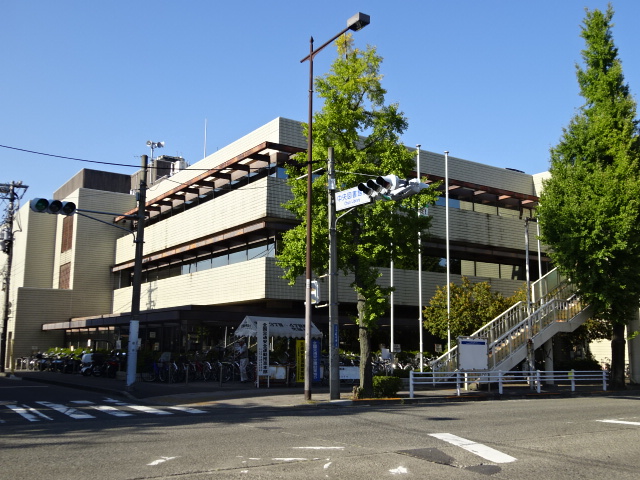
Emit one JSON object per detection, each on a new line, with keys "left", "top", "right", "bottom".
{"left": 336, "top": 186, "right": 371, "bottom": 211}
{"left": 257, "top": 321, "right": 270, "bottom": 376}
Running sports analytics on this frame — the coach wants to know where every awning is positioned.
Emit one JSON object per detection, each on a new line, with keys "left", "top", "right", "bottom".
{"left": 234, "top": 316, "right": 322, "bottom": 339}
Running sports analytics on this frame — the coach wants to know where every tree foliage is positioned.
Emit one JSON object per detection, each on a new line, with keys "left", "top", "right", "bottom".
{"left": 537, "top": 6, "right": 640, "bottom": 388}
{"left": 422, "top": 277, "right": 525, "bottom": 344}
{"left": 277, "top": 35, "right": 439, "bottom": 395}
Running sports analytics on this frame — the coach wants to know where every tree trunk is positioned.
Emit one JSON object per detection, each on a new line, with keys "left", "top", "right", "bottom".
{"left": 356, "top": 290, "right": 373, "bottom": 397}
{"left": 359, "top": 325, "right": 373, "bottom": 397}
{"left": 610, "top": 323, "right": 626, "bottom": 390}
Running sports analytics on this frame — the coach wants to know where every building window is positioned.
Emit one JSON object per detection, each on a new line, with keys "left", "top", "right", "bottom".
{"left": 59, "top": 262, "right": 71, "bottom": 289}
{"left": 61, "top": 215, "right": 74, "bottom": 252}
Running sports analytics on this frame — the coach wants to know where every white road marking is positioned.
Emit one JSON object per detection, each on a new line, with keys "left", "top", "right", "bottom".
{"left": 6, "top": 404, "right": 47, "bottom": 422}
{"left": 28, "top": 406, "right": 54, "bottom": 420}
{"left": 390, "top": 466, "right": 409, "bottom": 474}
{"left": 429, "top": 433, "right": 517, "bottom": 464}
{"left": 168, "top": 405, "right": 207, "bottom": 414}
{"left": 94, "top": 405, "right": 135, "bottom": 417}
{"left": 35, "top": 401, "right": 95, "bottom": 419}
{"left": 102, "top": 400, "right": 172, "bottom": 415}
{"left": 147, "top": 456, "right": 177, "bottom": 466}
{"left": 69, "top": 400, "right": 135, "bottom": 417}
{"left": 273, "top": 458, "right": 308, "bottom": 462}
{"left": 597, "top": 419, "right": 640, "bottom": 426}
{"left": 293, "top": 446, "right": 344, "bottom": 450}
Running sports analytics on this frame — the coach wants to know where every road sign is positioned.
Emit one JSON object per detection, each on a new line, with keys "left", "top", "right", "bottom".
{"left": 335, "top": 186, "right": 371, "bottom": 211}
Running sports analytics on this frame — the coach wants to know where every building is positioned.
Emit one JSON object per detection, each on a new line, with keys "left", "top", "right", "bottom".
{"left": 2, "top": 117, "right": 550, "bottom": 366}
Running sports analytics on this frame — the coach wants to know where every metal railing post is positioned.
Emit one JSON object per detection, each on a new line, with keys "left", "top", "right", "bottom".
{"left": 498, "top": 370, "right": 503, "bottom": 394}
{"left": 602, "top": 369, "right": 608, "bottom": 391}
{"left": 570, "top": 369, "right": 576, "bottom": 391}
{"left": 536, "top": 370, "right": 541, "bottom": 393}
{"left": 456, "top": 371, "right": 461, "bottom": 396}
{"left": 409, "top": 370, "right": 414, "bottom": 398}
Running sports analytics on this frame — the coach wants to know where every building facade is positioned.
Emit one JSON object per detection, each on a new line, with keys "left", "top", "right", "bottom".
{"left": 2, "top": 117, "right": 549, "bottom": 365}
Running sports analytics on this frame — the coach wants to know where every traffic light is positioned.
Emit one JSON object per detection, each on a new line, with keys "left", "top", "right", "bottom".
{"left": 357, "top": 175, "right": 403, "bottom": 199}
{"left": 310, "top": 280, "right": 320, "bottom": 304}
{"left": 387, "top": 178, "right": 430, "bottom": 200}
{"left": 357, "top": 175, "right": 430, "bottom": 202}
{"left": 30, "top": 198, "right": 76, "bottom": 215}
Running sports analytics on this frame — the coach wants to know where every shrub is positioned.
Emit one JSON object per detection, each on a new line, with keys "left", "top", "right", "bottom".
{"left": 372, "top": 375, "right": 404, "bottom": 398}
{"left": 554, "top": 357, "right": 602, "bottom": 371}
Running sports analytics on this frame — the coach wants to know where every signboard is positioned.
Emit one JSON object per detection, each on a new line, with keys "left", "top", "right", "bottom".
{"left": 339, "top": 366, "right": 360, "bottom": 380}
{"left": 257, "top": 321, "right": 270, "bottom": 377}
{"left": 458, "top": 337, "right": 488, "bottom": 371}
{"left": 336, "top": 187, "right": 371, "bottom": 211}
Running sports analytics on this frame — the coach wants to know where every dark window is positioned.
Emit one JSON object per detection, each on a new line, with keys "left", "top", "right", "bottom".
{"left": 61, "top": 216, "right": 74, "bottom": 252}
{"left": 59, "top": 262, "right": 71, "bottom": 289}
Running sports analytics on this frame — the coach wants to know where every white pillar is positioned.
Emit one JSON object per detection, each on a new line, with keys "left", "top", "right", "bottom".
{"left": 628, "top": 310, "right": 640, "bottom": 384}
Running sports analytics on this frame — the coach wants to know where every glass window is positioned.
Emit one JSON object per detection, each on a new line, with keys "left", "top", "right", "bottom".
{"left": 196, "top": 257, "right": 212, "bottom": 272}
{"left": 228, "top": 248, "right": 247, "bottom": 265}
{"left": 212, "top": 252, "right": 228, "bottom": 268}
{"left": 435, "top": 197, "right": 460, "bottom": 208}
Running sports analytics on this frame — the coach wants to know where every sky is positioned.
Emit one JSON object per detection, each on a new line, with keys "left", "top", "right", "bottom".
{"left": 2, "top": 0, "right": 640, "bottom": 201}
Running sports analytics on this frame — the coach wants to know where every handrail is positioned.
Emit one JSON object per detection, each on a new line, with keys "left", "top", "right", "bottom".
{"left": 410, "top": 369, "right": 607, "bottom": 398}
{"left": 430, "top": 270, "right": 582, "bottom": 374}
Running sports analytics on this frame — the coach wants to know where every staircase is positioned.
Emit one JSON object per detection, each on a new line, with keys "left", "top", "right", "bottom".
{"left": 430, "top": 268, "right": 593, "bottom": 373}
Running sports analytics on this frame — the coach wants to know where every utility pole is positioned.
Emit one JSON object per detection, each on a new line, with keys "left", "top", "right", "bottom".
{"left": 327, "top": 147, "right": 340, "bottom": 399}
{"left": 126, "top": 155, "right": 148, "bottom": 389}
{"left": 1, "top": 181, "right": 28, "bottom": 373}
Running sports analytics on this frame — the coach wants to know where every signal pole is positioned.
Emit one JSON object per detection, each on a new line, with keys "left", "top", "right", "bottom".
{"left": 1, "top": 181, "right": 28, "bottom": 373}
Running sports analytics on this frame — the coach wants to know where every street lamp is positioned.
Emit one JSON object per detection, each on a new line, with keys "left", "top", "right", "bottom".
{"left": 300, "top": 12, "right": 370, "bottom": 401}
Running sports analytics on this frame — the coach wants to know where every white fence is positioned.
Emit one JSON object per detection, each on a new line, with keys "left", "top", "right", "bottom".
{"left": 409, "top": 370, "right": 608, "bottom": 398}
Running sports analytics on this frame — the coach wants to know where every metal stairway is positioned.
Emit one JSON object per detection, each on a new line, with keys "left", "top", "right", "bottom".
{"left": 430, "top": 268, "right": 593, "bottom": 373}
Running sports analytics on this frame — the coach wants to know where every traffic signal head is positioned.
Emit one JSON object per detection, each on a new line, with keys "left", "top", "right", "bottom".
{"left": 358, "top": 175, "right": 402, "bottom": 198}
{"left": 357, "top": 182, "right": 376, "bottom": 197}
{"left": 30, "top": 198, "right": 76, "bottom": 215}
{"left": 375, "top": 175, "right": 400, "bottom": 192}
{"left": 310, "top": 280, "right": 320, "bottom": 304}
{"left": 387, "top": 178, "right": 430, "bottom": 200}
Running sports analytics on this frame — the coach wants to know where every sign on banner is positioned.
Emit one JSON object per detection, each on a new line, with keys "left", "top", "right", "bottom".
{"left": 295, "top": 339, "right": 322, "bottom": 382}
{"left": 312, "top": 338, "right": 321, "bottom": 382}
{"left": 257, "top": 321, "right": 270, "bottom": 376}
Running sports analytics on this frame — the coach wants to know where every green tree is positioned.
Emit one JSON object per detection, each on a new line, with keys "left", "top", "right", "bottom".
{"left": 277, "top": 35, "right": 439, "bottom": 396}
{"left": 422, "top": 277, "right": 525, "bottom": 344}
{"left": 538, "top": 6, "right": 640, "bottom": 389}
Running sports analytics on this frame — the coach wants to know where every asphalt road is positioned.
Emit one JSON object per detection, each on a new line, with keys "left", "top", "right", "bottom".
{"left": 2, "top": 378, "right": 639, "bottom": 479}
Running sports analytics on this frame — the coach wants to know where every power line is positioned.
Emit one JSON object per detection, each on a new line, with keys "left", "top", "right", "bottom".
{"left": 0, "top": 144, "right": 139, "bottom": 168}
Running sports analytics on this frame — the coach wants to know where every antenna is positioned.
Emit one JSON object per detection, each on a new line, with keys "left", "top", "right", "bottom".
{"left": 204, "top": 118, "right": 208, "bottom": 159}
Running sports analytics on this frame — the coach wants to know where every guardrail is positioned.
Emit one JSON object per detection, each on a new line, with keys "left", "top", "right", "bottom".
{"left": 409, "top": 370, "right": 608, "bottom": 398}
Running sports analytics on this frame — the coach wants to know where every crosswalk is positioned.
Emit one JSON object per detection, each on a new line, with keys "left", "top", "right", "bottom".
{"left": 0, "top": 397, "right": 207, "bottom": 424}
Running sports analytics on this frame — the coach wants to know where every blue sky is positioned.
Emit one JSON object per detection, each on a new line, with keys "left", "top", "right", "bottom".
{"left": 2, "top": 1, "right": 639, "bottom": 200}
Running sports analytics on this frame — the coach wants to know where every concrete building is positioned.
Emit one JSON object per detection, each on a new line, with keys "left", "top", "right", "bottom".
{"left": 2, "top": 117, "right": 550, "bottom": 365}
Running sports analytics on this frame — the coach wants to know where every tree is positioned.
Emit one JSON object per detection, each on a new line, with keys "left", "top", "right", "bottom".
{"left": 537, "top": 6, "right": 640, "bottom": 389}
{"left": 422, "top": 277, "right": 525, "bottom": 344}
{"left": 277, "top": 35, "right": 439, "bottom": 396}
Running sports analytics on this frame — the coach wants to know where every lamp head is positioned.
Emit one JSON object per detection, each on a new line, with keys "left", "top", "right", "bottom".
{"left": 347, "top": 12, "right": 370, "bottom": 31}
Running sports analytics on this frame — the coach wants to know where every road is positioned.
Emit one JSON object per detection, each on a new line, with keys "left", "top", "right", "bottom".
{"left": 1, "top": 377, "right": 639, "bottom": 479}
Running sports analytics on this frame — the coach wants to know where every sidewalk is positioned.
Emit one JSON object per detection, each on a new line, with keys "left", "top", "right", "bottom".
{"left": 5, "top": 370, "right": 636, "bottom": 408}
